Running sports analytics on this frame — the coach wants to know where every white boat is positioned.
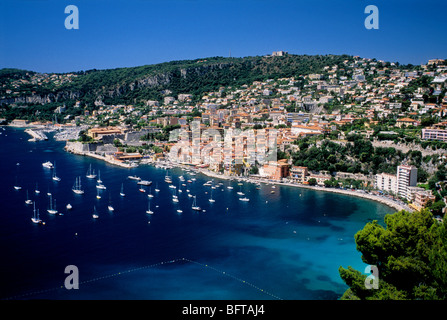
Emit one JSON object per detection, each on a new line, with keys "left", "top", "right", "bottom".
{"left": 237, "top": 185, "right": 244, "bottom": 196}
{"left": 209, "top": 190, "right": 215, "bottom": 203}
{"left": 147, "top": 187, "right": 154, "bottom": 198}
{"left": 31, "top": 202, "right": 42, "bottom": 224}
{"left": 96, "top": 183, "right": 106, "bottom": 190}
{"left": 14, "top": 176, "right": 21, "bottom": 190}
{"left": 172, "top": 189, "right": 179, "bottom": 202}
{"left": 42, "top": 161, "right": 54, "bottom": 169}
{"left": 154, "top": 182, "right": 160, "bottom": 193}
{"left": 128, "top": 175, "right": 141, "bottom": 181}
{"left": 169, "top": 184, "right": 176, "bottom": 189}
{"left": 137, "top": 180, "right": 152, "bottom": 186}
{"left": 86, "top": 164, "right": 97, "bottom": 179}
{"left": 108, "top": 194, "right": 114, "bottom": 211}
{"left": 35, "top": 182, "right": 40, "bottom": 194}
{"left": 177, "top": 209, "right": 183, "bottom": 213}
{"left": 72, "top": 177, "right": 84, "bottom": 194}
{"left": 97, "top": 170, "right": 102, "bottom": 184}
{"left": 52, "top": 162, "right": 61, "bottom": 181}
{"left": 96, "top": 188, "right": 101, "bottom": 199}
{"left": 239, "top": 197, "right": 250, "bottom": 202}
{"left": 120, "top": 183, "right": 125, "bottom": 197}
{"left": 47, "top": 194, "right": 58, "bottom": 214}
{"left": 146, "top": 199, "right": 153, "bottom": 214}
{"left": 192, "top": 196, "right": 202, "bottom": 211}
{"left": 25, "top": 190, "right": 33, "bottom": 205}
{"left": 66, "top": 203, "right": 72, "bottom": 210}
{"left": 92, "top": 206, "right": 99, "bottom": 219}
{"left": 108, "top": 205, "right": 114, "bottom": 212}
{"left": 227, "top": 186, "right": 234, "bottom": 190}
{"left": 164, "top": 169, "right": 172, "bottom": 183}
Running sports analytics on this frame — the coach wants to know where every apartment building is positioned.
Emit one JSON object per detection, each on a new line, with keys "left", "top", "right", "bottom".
{"left": 422, "top": 127, "right": 447, "bottom": 142}
{"left": 375, "top": 172, "right": 397, "bottom": 194}
{"left": 396, "top": 165, "right": 418, "bottom": 200}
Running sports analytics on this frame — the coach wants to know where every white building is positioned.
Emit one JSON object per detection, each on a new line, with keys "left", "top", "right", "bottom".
{"left": 396, "top": 165, "right": 418, "bottom": 200}
{"left": 375, "top": 172, "right": 397, "bottom": 194}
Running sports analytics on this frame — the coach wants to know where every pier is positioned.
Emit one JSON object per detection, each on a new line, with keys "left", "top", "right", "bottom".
{"left": 24, "top": 129, "right": 48, "bottom": 141}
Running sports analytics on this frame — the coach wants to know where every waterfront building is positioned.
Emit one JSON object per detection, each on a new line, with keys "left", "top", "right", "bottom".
{"left": 290, "top": 166, "right": 308, "bottom": 184}
{"left": 375, "top": 172, "right": 398, "bottom": 194}
{"left": 396, "top": 165, "right": 418, "bottom": 200}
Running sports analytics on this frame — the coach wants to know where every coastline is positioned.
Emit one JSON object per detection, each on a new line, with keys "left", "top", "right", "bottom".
{"left": 194, "top": 168, "right": 411, "bottom": 213}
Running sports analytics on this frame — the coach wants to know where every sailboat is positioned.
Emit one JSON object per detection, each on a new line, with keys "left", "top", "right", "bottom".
{"left": 25, "top": 190, "right": 33, "bottom": 205}
{"left": 52, "top": 162, "right": 61, "bottom": 181}
{"left": 146, "top": 199, "right": 153, "bottom": 214}
{"left": 192, "top": 195, "right": 202, "bottom": 211}
{"left": 97, "top": 170, "right": 102, "bottom": 184}
{"left": 72, "top": 176, "right": 84, "bottom": 194}
{"left": 13, "top": 176, "right": 22, "bottom": 190}
{"left": 154, "top": 182, "right": 160, "bottom": 193}
{"left": 35, "top": 182, "right": 40, "bottom": 194}
{"left": 147, "top": 187, "right": 154, "bottom": 198}
{"left": 96, "top": 188, "right": 101, "bottom": 199}
{"left": 120, "top": 183, "right": 126, "bottom": 197}
{"left": 31, "top": 202, "right": 42, "bottom": 224}
{"left": 47, "top": 194, "right": 58, "bottom": 214}
{"left": 209, "top": 189, "right": 215, "bottom": 203}
{"left": 86, "top": 164, "right": 97, "bottom": 179}
{"left": 92, "top": 206, "right": 99, "bottom": 219}
{"left": 164, "top": 169, "right": 172, "bottom": 183}
{"left": 237, "top": 185, "right": 245, "bottom": 196}
{"left": 108, "top": 193, "right": 114, "bottom": 212}
{"left": 172, "top": 189, "right": 179, "bottom": 202}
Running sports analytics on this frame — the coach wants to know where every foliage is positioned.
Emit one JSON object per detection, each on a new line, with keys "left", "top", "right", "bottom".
{"left": 339, "top": 209, "right": 447, "bottom": 300}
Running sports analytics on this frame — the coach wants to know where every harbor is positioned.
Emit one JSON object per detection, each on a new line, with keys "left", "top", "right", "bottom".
{"left": 1, "top": 126, "right": 395, "bottom": 300}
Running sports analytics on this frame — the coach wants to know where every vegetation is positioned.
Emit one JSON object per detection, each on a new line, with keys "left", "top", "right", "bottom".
{"left": 339, "top": 209, "right": 447, "bottom": 300}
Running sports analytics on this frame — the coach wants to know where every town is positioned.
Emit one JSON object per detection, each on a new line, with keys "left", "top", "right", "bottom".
{"left": 2, "top": 54, "right": 447, "bottom": 217}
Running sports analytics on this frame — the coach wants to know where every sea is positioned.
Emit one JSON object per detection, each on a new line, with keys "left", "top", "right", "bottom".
{"left": 0, "top": 127, "right": 394, "bottom": 300}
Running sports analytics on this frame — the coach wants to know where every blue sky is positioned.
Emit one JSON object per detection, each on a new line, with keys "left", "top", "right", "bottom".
{"left": 0, "top": 0, "right": 446, "bottom": 73}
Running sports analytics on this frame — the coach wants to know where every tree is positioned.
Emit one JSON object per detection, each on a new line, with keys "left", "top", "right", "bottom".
{"left": 308, "top": 178, "right": 317, "bottom": 186}
{"left": 339, "top": 209, "right": 447, "bottom": 300}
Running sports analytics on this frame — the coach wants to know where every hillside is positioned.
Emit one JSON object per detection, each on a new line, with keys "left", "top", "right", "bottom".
{"left": 0, "top": 54, "right": 355, "bottom": 120}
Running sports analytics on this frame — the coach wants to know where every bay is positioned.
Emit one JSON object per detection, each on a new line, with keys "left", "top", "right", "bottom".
{"left": 0, "top": 127, "right": 394, "bottom": 300}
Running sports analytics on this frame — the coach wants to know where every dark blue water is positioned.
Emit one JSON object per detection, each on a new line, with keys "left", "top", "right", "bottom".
{"left": 0, "top": 127, "right": 394, "bottom": 300}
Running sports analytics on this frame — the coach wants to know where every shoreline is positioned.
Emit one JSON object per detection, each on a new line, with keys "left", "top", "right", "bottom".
{"left": 194, "top": 168, "right": 411, "bottom": 213}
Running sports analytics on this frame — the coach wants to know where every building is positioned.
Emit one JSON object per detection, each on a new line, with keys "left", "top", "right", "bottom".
{"left": 396, "top": 117, "right": 419, "bottom": 128}
{"left": 422, "top": 128, "right": 447, "bottom": 142}
{"left": 413, "top": 189, "right": 436, "bottom": 210}
{"left": 375, "top": 172, "right": 397, "bottom": 194}
{"left": 272, "top": 51, "right": 288, "bottom": 57}
{"left": 396, "top": 165, "right": 418, "bottom": 200}
{"left": 290, "top": 166, "right": 308, "bottom": 183}
{"left": 87, "top": 127, "right": 124, "bottom": 140}
{"left": 261, "top": 160, "right": 290, "bottom": 180}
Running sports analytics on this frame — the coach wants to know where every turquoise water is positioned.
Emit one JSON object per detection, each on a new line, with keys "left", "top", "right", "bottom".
{"left": 0, "top": 127, "right": 394, "bottom": 299}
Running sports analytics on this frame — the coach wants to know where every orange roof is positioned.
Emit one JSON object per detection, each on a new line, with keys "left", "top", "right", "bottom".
{"left": 397, "top": 117, "right": 416, "bottom": 122}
